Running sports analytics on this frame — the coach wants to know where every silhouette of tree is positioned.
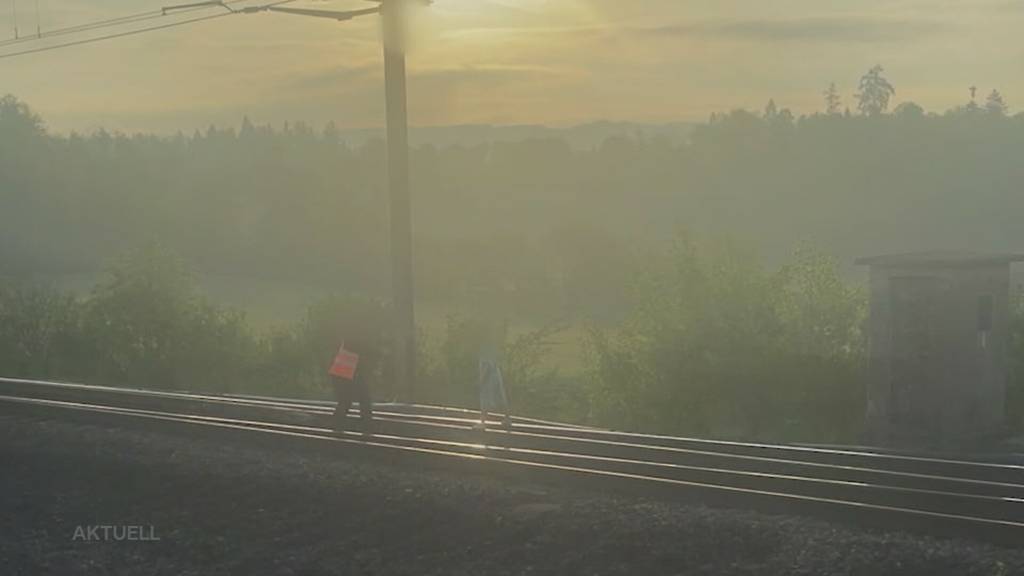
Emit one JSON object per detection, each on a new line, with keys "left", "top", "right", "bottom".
{"left": 239, "top": 115, "right": 255, "bottom": 138}
{"left": 986, "top": 89, "right": 1009, "bottom": 116}
{"left": 823, "top": 82, "right": 842, "bottom": 115}
{"left": 948, "top": 86, "right": 988, "bottom": 117}
{"left": 855, "top": 65, "right": 895, "bottom": 116}
{"left": 4, "top": 90, "right": 1024, "bottom": 333}
{"left": 962, "top": 86, "right": 982, "bottom": 114}
{"left": 893, "top": 101, "right": 925, "bottom": 119}
{"left": 0, "top": 94, "right": 45, "bottom": 143}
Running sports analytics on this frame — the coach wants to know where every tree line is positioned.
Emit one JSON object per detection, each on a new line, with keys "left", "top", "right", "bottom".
{"left": 3, "top": 65, "right": 1024, "bottom": 441}
{"left": 2, "top": 70, "right": 1023, "bottom": 324}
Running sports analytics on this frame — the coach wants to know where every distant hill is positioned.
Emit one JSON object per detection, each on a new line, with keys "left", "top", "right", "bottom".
{"left": 334, "top": 121, "right": 695, "bottom": 149}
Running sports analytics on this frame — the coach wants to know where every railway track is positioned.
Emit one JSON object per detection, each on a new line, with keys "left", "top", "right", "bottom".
{"left": 2, "top": 376, "right": 1024, "bottom": 546}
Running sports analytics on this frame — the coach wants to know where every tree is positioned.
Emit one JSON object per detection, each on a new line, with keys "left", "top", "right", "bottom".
{"left": 893, "top": 101, "right": 925, "bottom": 119}
{"left": 84, "top": 244, "right": 198, "bottom": 389}
{"left": 962, "top": 85, "right": 981, "bottom": 114}
{"left": 239, "top": 115, "right": 255, "bottom": 138}
{"left": 855, "top": 65, "right": 895, "bottom": 116}
{"left": 586, "top": 240, "right": 867, "bottom": 441}
{"left": 763, "top": 99, "right": 794, "bottom": 128}
{"left": 823, "top": 82, "right": 842, "bottom": 115}
{"left": 986, "top": 89, "right": 1009, "bottom": 116}
{"left": 0, "top": 283, "right": 85, "bottom": 380}
{"left": 0, "top": 94, "right": 44, "bottom": 137}
{"left": 0, "top": 95, "right": 46, "bottom": 163}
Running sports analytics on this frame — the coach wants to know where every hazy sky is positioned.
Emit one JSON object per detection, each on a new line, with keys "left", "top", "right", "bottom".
{"left": 1, "top": 0, "right": 1021, "bottom": 133}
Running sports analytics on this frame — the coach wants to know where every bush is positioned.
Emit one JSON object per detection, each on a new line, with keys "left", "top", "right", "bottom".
{"left": 587, "top": 239, "right": 866, "bottom": 442}
{"left": 418, "top": 314, "right": 492, "bottom": 408}
{"left": 502, "top": 325, "right": 589, "bottom": 423}
{"left": 0, "top": 244, "right": 398, "bottom": 400}
{"left": 1008, "top": 291, "right": 1024, "bottom": 430}
{"left": 273, "top": 293, "right": 392, "bottom": 399}
{"left": 81, "top": 243, "right": 261, "bottom": 391}
{"left": 0, "top": 240, "right": 868, "bottom": 441}
{"left": 0, "top": 282, "right": 86, "bottom": 380}
{"left": 416, "top": 314, "right": 588, "bottom": 422}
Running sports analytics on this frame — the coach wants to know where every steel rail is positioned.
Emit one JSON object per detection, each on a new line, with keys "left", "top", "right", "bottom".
{"left": 3, "top": 377, "right": 1022, "bottom": 486}
{"left": 3, "top": 393, "right": 1024, "bottom": 546}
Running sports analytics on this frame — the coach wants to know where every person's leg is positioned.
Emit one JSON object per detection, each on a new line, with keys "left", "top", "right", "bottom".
{"left": 479, "top": 379, "right": 498, "bottom": 430}
{"left": 356, "top": 377, "right": 373, "bottom": 434}
{"left": 498, "top": 381, "right": 512, "bottom": 431}
{"left": 333, "top": 380, "right": 354, "bottom": 432}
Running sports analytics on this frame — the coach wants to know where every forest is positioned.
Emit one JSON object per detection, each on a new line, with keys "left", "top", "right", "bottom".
{"left": 2, "top": 68, "right": 1024, "bottom": 442}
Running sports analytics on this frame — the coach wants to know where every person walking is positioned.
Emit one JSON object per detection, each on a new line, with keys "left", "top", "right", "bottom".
{"left": 477, "top": 343, "right": 512, "bottom": 432}
{"left": 330, "top": 336, "right": 377, "bottom": 435}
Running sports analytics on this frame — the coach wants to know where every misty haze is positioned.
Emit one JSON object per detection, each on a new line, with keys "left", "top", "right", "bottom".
{"left": 2, "top": 1, "right": 1024, "bottom": 574}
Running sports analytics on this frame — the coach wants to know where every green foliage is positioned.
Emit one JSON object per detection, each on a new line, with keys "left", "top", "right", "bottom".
{"left": 6, "top": 89, "right": 1024, "bottom": 441}
{"left": 83, "top": 243, "right": 258, "bottom": 391}
{"left": 0, "top": 282, "right": 85, "bottom": 380}
{"left": 986, "top": 90, "right": 1009, "bottom": 116}
{"left": 0, "top": 94, "right": 45, "bottom": 145}
{"left": 856, "top": 65, "right": 896, "bottom": 116}
{"left": 1008, "top": 291, "right": 1024, "bottom": 429}
{"left": 417, "top": 314, "right": 492, "bottom": 407}
{"left": 503, "top": 324, "right": 588, "bottom": 422}
{"left": 289, "top": 293, "right": 392, "bottom": 396}
{"left": 823, "top": 82, "right": 842, "bottom": 115}
{"left": 0, "top": 245, "right": 396, "bottom": 399}
{"left": 3, "top": 93, "right": 1024, "bottom": 327}
{"left": 588, "top": 240, "right": 866, "bottom": 442}
{"left": 415, "top": 314, "right": 588, "bottom": 422}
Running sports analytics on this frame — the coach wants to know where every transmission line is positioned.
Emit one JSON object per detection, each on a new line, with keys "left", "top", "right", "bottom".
{"left": 0, "top": 11, "right": 231, "bottom": 59}
{"left": 0, "top": 0, "right": 294, "bottom": 59}
{"left": 1, "top": 7, "right": 164, "bottom": 47}
{"left": 0, "top": 0, "right": 272, "bottom": 49}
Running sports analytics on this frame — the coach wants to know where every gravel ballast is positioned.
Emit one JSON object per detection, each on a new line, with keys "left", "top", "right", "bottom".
{"left": 1, "top": 413, "right": 1022, "bottom": 576}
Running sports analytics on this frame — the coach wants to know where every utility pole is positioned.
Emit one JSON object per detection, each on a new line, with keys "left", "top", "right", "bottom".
{"left": 177, "top": 0, "right": 425, "bottom": 402}
{"left": 381, "top": 0, "right": 417, "bottom": 403}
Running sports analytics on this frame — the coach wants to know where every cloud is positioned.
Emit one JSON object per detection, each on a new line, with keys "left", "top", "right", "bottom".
{"left": 414, "top": 64, "right": 578, "bottom": 83}
{"left": 640, "top": 16, "right": 946, "bottom": 44}
{"left": 441, "top": 25, "right": 611, "bottom": 42}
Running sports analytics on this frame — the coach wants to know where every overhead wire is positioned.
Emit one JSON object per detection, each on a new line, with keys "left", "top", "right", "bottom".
{"left": 0, "top": 0, "right": 297, "bottom": 59}
{"left": 0, "top": 1, "right": 266, "bottom": 48}
{"left": 0, "top": 0, "right": 271, "bottom": 49}
{"left": 0, "top": 7, "right": 164, "bottom": 48}
{"left": 0, "top": 11, "right": 231, "bottom": 59}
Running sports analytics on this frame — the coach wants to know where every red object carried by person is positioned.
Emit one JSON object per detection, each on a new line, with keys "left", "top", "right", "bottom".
{"left": 329, "top": 343, "right": 360, "bottom": 380}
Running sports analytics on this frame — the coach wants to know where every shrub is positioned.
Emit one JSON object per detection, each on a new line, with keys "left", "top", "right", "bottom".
{"left": 0, "top": 283, "right": 86, "bottom": 380}
{"left": 1008, "top": 290, "right": 1024, "bottom": 430}
{"left": 273, "top": 293, "right": 392, "bottom": 399}
{"left": 587, "top": 239, "right": 866, "bottom": 442}
{"left": 83, "top": 243, "right": 260, "bottom": 391}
